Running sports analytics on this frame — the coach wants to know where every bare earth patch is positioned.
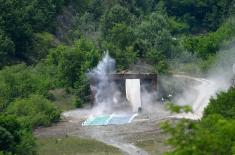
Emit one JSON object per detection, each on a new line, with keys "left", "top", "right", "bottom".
{"left": 35, "top": 75, "right": 213, "bottom": 155}
{"left": 35, "top": 110, "right": 171, "bottom": 155}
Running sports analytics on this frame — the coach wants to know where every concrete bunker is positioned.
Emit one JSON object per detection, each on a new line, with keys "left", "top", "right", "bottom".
{"left": 89, "top": 72, "right": 158, "bottom": 112}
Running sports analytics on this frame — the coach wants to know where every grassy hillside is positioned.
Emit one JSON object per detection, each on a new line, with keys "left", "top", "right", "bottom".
{"left": 0, "top": 0, "right": 235, "bottom": 154}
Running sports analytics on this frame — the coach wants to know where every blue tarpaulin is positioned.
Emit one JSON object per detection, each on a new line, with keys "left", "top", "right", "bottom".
{"left": 82, "top": 114, "right": 137, "bottom": 126}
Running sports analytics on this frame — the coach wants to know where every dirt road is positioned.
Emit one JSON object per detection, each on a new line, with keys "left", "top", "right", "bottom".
{"left": 170, "top": 74, "right": 215, "bottom": 120}
{"left": 35, "top": 109, "right": 170, "bottom": 155}
{"left": 35, "top": 75, "right": 216, "bottom": 155}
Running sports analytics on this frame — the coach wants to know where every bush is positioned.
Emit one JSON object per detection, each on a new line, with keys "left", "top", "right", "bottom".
{"left": 146, "top": 48, "right": 168, "bottom": 73}
{"left": 0, "top": 30, "right": 15, "bottom": 68}
{"left": 47, "top": 38, "right": 100, "bottom": 88}
{"left": 0, "top": 0, "right": 65, "bottom": 66}
{"left": 72, "top": 97, "right": 83, "bottom": 108}
{"left": 164, "top": 0, "right": 234, "bottom": 32}
{"left": 162, "top": 88, "right": 235, "bottom": 155}
{"left": 100, "top": 5, "right": 133, "bottom": 39}
{"left": 0, "top": 115, "right": 36, "bottom": 155}
{"left": 6, "top": 95, "right": 61, "bottom": 128}
{"left": 0, "top": 64, "right": 53, "bottom": 110}
{"left": 204, "top": 88, "right": 235, "bottom": 119}
{"left": 47, "top": 38, "right": 101, "bottom": 104}
{"left": 161, "top": 115, "right": 235, "bottom": 155}
{"left": 15, "top": 130, "right": 36, "bottom": 155}
{"left": 183, "top": 18, "right": 235, "bottom": 59}
{"left": 101, "top": 42, "right": 137, "bottom": 70}
{"left": 29, "top": 32, "right": 56, "bottom": 63}
{"left": 0, "top": 126, "right": 14, "bottom": 153}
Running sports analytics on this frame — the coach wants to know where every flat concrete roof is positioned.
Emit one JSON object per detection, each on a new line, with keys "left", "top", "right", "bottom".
{"left": 106, "top": 73, "right": 157, "bottom": 80}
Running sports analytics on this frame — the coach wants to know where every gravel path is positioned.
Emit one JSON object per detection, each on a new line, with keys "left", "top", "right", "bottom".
{"left": 35, "top": 108, "right": 170, "bottom": 155}
{"left": 35, "top": 75, "right": 215, "bottom": 155}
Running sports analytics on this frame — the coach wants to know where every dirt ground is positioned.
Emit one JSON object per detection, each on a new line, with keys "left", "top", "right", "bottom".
{"left": 35, "top": 75, "right": 214, "bottom": 155}
{"left": 35, "top": 107, "right": 171, "bottom": 155}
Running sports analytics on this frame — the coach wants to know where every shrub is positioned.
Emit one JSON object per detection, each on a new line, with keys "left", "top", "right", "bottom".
{"left": 0, "top": 64, "right": 53, "bottom": 110}
{"left": 204, "top": 88, "right": 235, "bottom": 119}
{"left": 0, "top": 115, "right": 36, "bottom": 155}
{"left": 162, "top": 88, "right": 235, "bottom": 155}
{"left": 72, "top": 97, "right": 83, "bottom": 108}
{"left": 161, "top": 115, "right": 235, "bottom": 155}
{"left": 183, "top": 18, "right": 235, "bottom": 59}
{"left": 47, "top": 38, "right": 100, "bottom": 88}
{"left": 6, "top": 95, "right": 61, "bottom": 128}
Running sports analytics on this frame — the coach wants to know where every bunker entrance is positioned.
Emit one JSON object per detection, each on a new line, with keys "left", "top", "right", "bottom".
{"left": 89, "top": 73, "right": 158, "bottom": 113}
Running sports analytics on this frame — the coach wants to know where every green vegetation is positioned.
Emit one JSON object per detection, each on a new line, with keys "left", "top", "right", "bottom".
{"left": 37, "top": 136, "right": 122, "bottom": 155}
{"left": 164, "top": 0, "right": 234, "bottom": 32}
{"left": 49, "top": 89, "right": 76, "bottom": 111}
{"left": 7, "top": 95, "right": 60, "bottom": 128}
{"left": 0, "top": 115, "right": 36, "bottom": 155}
{"left": 0, "top": 64, "right": 54, "bottom": 111}
{"left": 47, "top": 38, "right": 101, "bottom": 103}
{"left": 161, "top": 88, "right": 235, "bottom": 155}
{"left": 183, "top": 19, "right": 235, "bottom": 59}
{"left": 1, "top": 0, "right": 235, "bottom": 154}
{"left": 0, "top": 0, "right": 64, "bottom": 66}
{"left": 204, "top": 88, "right": 235, "bottom": 119}
{"left": 165, "top": 102, "right": 192, "bottom": 113}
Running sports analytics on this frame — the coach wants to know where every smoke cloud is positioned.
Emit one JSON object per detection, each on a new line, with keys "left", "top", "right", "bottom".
{"left": 208, "top": 46, "right": 235, "bottom": 90}
{"left": 88, "top": 53, "right": 130, "bottom": 114}
{"left": 86, "top": 44, "right": 235, "bottom": 118}
{"left": 87, "top": 53, "right": 163, "bottom": 115}
{"left": 169, "top": 45, "right": 235, "bottom": 119}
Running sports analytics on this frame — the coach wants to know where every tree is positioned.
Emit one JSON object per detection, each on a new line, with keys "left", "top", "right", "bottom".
{"left": 0, "top": 115, "right": 36, "bottom": 155}
{"left": 161, "top": 88, "right": 235, "bottom": 155}
{"left": 88, "top": 0, "right": 105, "bottom": 20}
{"left": 101, "top": 42, "right": 137, "bottom": 70}
{"left": 47, "top": 38, "right": 100, "bottom": 104}
{"left": 135, "top": 0, "right": 153, "bottom": 13}
{"left": 136, "top": 13, "right": 179, "bottom": 59}
{"left": 25, "top": 0, "right": 64, "bottom": 32}
{"left": 137, "top": 13, "right": 170, "bottom": 46}
{"left": 30, "top": 32, "right": 55, "bottom": 63}
{"left": 69, "top": 0, "right": 90, "bottom": 13}
{"left": 0, "top": 64, "right": 51, "bottom": 110}
{"left": 204, "top": 88, "right": 235, "bottom": 119}
{"left": 100, "top": 5, "right": 133, "bottom": 39}
{"left": 0, "top": 0, "right": 65, "bottom": 66}
{"left": 110, "top": 23, "right": 135, "bottom": 50}
{"left": 0, "top": 126, "right": 14, "bottom": 153}
{"left": 51, "top": 38, "right": 100, "bottom": 88}
{"left": 7, "top": 95, "right": 61, "bottom": 128}
{"left": 0, "top": 30, "right": 15, "bottom": 67}
{"left": 164, "top": 0, "right": 234, "bottom": 32}
{"left": 183, "top": 18, "right": 235, "bottom": 59}
{"left": 162, "top": 115, "right": 235, "bottom": 155}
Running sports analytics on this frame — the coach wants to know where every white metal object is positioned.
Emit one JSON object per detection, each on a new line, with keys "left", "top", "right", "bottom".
{"left": 125, "top": 79, "right": 142, "bottom": 112}
{"left": 233, "top": 63, "right": 235, "bottom": 74}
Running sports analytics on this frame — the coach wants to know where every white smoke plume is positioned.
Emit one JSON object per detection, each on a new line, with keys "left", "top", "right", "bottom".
{"left": 86, "top": 45, "right": 235, "bottom": 118}
{"left": 208, "top": 46, "right": 235, "bottom": 90}
{"left": 170, "top": 45, "right": 235, "bottom": 119}
{"left": 87, "top": 53, "right": 130, "bottom": 114}
{"left": 87, "top": 53, "right": 161, "bottom": 115}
